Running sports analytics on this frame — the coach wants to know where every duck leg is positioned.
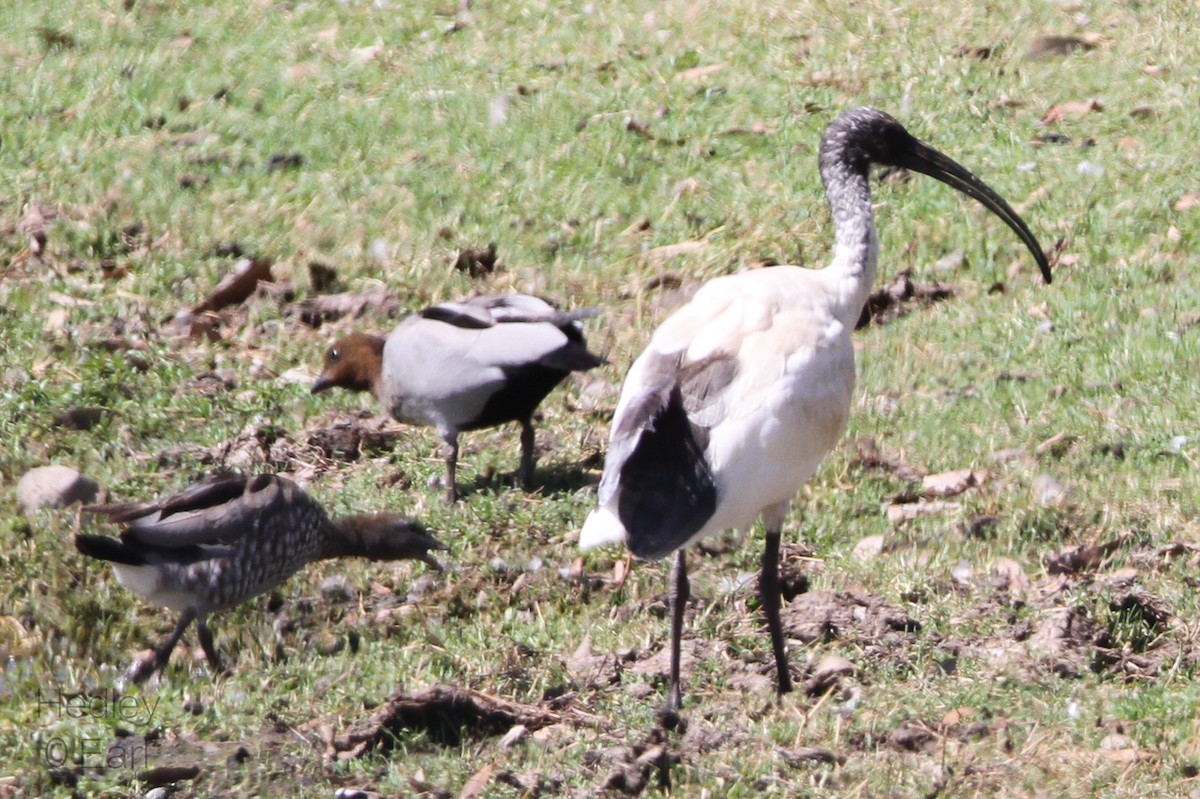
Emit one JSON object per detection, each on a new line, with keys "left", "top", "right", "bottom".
{"left": 130, "top": 606, "right": 197, "bottom": 683}
{"left": 442, "top": 434, "right": 460, "bottom": 503}
{"left": 518, "top": 417, "right": 536, "bottom": 491}
{"left": 659, "top": 550, "right": 689, "bottom": 728}
{"left": 760, "top": 504, "right": 794, "bottom": 696}
{"left": 195, "top": 615, "right": 226, "bottom": 676}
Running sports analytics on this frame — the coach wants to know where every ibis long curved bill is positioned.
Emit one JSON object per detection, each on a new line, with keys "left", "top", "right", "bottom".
{"left": 896, "top": 135, "right": 1052, "bottom": 284}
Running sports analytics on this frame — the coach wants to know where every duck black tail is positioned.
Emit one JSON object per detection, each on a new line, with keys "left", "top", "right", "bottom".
{"left": 74, "top": 535, "right": 147, "bottom": 566}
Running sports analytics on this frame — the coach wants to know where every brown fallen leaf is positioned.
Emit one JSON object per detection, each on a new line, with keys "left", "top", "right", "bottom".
{"left": 457, "top": 763, "right": 494, "bottom": 799}
{"left": 991, "top": 558, "right": 1030, "bottom": 599}
{"left": 455, "top": 242, "right": 498, "bottom": 278}
{"left": 1110, "top": 591, "right": 1171, "bottom": 627}
{"left": 1042, "top": 99, "right": 1103, "bottom": 125}
{"left": 1025, "top": 33, "right": 1102, "bottom": 58}
{"left": 18, "top": 204, "right": 54, "bottom": 256}
{"left": 44, "top": 307, "right": 69, "bottom": 336}
{"left": 1099, "top": 747, "right": 1155, "bottom": 764}
{"left": 921, "top": 469, "right": 985, "bottom": 498}
{"left": 1044, "top": 539, "right": 1122, "bottom": 575}
{"left": 1174, "top": 193, "right": 1200, "bottom": 212}
{"left": 291, "top": 286, "right": 402, "bottom": 327}
{"left": 886, "top": 500, "right": 960, "bottom": 523}
{"left": 645, "top": 240, "right": 706, "bottom": 260}
{"left": 674, "top": 63, "right": 726, "bottom": 81}
{"left": 307, "top": 261, "right": 342, "bottom": 293}
{"left": 36, "top": 26, "right": 78, "bottom": 50}
{"left": 778, "top": 746, "right": 846, "bottom": 766}
{"left": 886, "top": 723, "right": 936, "bottom": 753}
{"left": 940, "top": 706, "right": 976, "bottom": 728}
{"left": 192, "top": 257, "right": 274, "bottom": 314}
{"left": 625, "top": 118, "right": 684, "bottom": 145}
{"left": 856, "top": 269, "right": 954, "bottom": 328}
{"left": 718, "top": 121, "right": 774, "bottom": 137}
{"left": 852, "top": 437, "right": 926, "bottom": 481}
{"left": 954, "top": 44, "right": 994, "bottom": 59}
{"left": 611, "top": 556, "right": 629, "bottom": 590}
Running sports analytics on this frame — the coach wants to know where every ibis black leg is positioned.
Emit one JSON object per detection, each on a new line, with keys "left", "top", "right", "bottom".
{"left": 196, "top": 617, "right": 225, "bottom": 675}
{"left": 660, "top": 550, "right": 689, "bottom": 728}
{"left": 130, "top": 606, "right": 197, "bottom": 683}
{"left": 443, "top": 436, "right": 460, "bottom": 503}
{"left": 518, "top": 418, "right": 536, "bottom": 491}
{"left": 761, "top": 529, "right": 793, "bottom": 696}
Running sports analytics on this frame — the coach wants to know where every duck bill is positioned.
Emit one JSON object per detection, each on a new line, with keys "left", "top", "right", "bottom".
{"left": 311, "top": 375, "right": 333, "bottom": 394}
{"left": 900, "top": 140, "right": 1053, "bottom": 284}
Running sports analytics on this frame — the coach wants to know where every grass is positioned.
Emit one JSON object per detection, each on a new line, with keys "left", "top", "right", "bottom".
{"left": 1, "top": 0, "right": 1198, "bottom": 796}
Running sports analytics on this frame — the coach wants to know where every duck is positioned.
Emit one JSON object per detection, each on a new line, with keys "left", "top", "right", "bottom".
{"left": 580, "top": 107, "right": 1052, "bottom": 722}
{"left": 75, "top": 473, "right": 444, "bottom": 682}
{"left": 313, "top": 293, "right": 604, "bottom": 502}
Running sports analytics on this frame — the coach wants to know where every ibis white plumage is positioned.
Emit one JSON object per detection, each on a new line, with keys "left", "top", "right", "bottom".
{"left": 580, "top": 107, "right": 1052, "bottom": 721}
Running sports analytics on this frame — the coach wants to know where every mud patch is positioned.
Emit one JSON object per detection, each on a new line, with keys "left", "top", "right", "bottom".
{"left": 781, "top": 589, "right": 921, "bottom": 647}
{"left": 305, "top": 412, "right": 407, "bottom": 461}
{"left": 334, "top": 684, "right": 588, "bottom": 756}
{"left": 588, "top": 727, "right": 675, "bottom": 796}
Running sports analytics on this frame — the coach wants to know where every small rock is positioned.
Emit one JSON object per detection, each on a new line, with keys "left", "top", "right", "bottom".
{"left": 1031, "top": 474, "right": 1072, "bottom": 507}
{"left": 17, "top": 465, "right": 100, "bottom": 512}
{"left": 931, "top": 249, "right": 965, "bottom": 273}
{"left": 808, "top": 653, "right": 855, "bottom": 696}
{"left": 499, "top": 724, "right": 528, "bottom": 749}
{"left": 951, "top": 560, "right": 974, "bottom": 588}
{"left": 852, "top": 535, "right": 884, "bottom": 561}
{"left": 1099, "top": 733, "right": 1136, "bottom": 750}
{"left": 626, "top": 683, "right": 654, "bottom": 699}
{"left": 53, "top": 406, "right": 106, "bottom": 431}
{"left": 316, "top": 632, "right": 346, "bottom": 656}
{"left": 320, "top": 576, "right": 353, "bottom": 601}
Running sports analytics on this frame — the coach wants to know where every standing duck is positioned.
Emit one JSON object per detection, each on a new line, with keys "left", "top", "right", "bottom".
{"left": 75, "top": 473, "right": 443, "bottom": 682}
{"left": 313, "top": 293, "right": 604, "bottom": 502}
{"left": 580, "top": 108, "right": 1052, "bottom": 722}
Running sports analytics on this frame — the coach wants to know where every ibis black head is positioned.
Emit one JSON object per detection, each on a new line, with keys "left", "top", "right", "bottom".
{"left": 821, "top": 107, "right": 1053, "bottom": 284}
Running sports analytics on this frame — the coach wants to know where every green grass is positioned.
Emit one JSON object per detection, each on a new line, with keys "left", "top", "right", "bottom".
{"left": 2, "top": 0, "right": 1198, "bottom": 796}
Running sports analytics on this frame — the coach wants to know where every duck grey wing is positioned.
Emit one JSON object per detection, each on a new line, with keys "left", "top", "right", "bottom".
{"left": 420, "top": 301, "right": 496, "bottom": 329}
{"left": 478, "top": 295, "right": 601, "bottom": 331}
{"left": 85, "top": 476, "right": 251, "bottom": 527}
{"left": 421, "top": 294, "right": 562, "bottom": 328}
{"left": 464, "top": 293, "right": 557, "bottom": 321}
{"left": 117, "top": 475, "right": 305, "bottom": 549}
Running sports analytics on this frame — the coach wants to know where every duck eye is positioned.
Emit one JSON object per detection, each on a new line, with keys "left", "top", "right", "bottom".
{"left": 328, "top": 347, "right": 341, "bottom": 362}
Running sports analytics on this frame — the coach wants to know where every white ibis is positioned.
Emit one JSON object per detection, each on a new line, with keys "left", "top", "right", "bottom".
{"left": 580, "top": 107, "right": 1052, "bottom": 721}
{"left": 314, "top": 294, "right": 604, "bottom": 502}
{"left": 76, "top": 474, "right": 443, "bottom": 682}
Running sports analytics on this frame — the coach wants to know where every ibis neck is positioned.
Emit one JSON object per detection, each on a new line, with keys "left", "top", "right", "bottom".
{"left": 822, "top": 158, "right": 880, "bottom": 325}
